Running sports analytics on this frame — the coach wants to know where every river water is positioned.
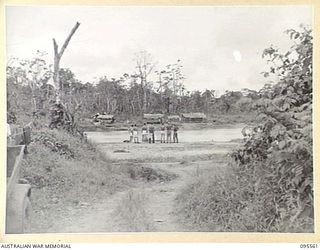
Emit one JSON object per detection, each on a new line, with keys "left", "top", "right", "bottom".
{"left": 86, "top": 127, "right": 243, "bottom": 144}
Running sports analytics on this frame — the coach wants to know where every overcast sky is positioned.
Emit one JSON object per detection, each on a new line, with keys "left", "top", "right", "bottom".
{"left": 6, "top": 6, "right": 312, "bottom": 94}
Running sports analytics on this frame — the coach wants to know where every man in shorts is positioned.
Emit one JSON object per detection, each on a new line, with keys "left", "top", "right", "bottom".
{"left": 160, "top": 123, "right": 166, "bottom": 143}
{"left": 148, "top": 124, "right": 155, "bottom": 143}
{"left": 173, "top": 124, "right": 179, "bottom": 143}
{"left": 128, "top": 124, "right": 134, "bottom": 142}
{"left": 166, "top": 123, "right": 172, "bottom": 143}
{"left": 133, "top": 124, "right": 139, "bottom": 143}
{"left": 141, "top": 123, "right": 148, "bottom": 142}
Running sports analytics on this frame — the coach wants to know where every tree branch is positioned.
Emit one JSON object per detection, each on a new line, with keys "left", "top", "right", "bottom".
{"left": 53, "top": 38, "right": 59, "bottom": 57}
{"left": 58, "top": 22, "right": 80, "bottom": 58}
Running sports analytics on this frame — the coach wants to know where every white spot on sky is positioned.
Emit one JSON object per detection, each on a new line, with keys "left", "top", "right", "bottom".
{"left": 233, "top": 50, "right": 242, "bottom": 62}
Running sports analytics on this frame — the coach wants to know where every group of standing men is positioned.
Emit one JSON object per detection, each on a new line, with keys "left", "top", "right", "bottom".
{"left": 129, "top": 123, "right": 179, "bottom": 144}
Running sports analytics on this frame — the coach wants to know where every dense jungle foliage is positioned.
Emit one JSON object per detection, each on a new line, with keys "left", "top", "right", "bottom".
{"left": 233, "top": 26, "right": 313, "bottom": 231}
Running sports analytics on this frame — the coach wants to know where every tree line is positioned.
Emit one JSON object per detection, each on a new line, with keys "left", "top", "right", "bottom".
{"left": 7, "top": 49, "right": 269, "bottom": 126}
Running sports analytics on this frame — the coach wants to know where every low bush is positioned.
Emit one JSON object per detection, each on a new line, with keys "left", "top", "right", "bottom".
{"left": 127, "top": 166, "right": 177, "bottom": 182}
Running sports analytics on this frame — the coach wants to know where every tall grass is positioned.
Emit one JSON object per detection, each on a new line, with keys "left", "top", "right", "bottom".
{"left": 176, "top": 160, "right": 314, "bottom": 232}
{"left": 176, "top": 163, "right": 243, "bottom": 231}
{"left": 113, "top": 189, "right": 154, "bottom": 231}
{"left": 20, "top": 127, "right": 132, "bottom": 232}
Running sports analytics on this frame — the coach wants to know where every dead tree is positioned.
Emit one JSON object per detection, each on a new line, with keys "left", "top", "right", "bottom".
{"left": 50, "top": 22, "right": 80, "bottom": 133}
{"left": 52, "top": 22, "right": 80, "bottom": 100}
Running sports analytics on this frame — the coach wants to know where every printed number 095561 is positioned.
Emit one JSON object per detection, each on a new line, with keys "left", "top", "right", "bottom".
{"left": 300, "top": 244, "right": 318, "bottom": 248}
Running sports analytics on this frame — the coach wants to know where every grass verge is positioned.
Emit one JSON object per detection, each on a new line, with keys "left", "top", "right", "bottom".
{"left": 176, "top": 158, "right": 314, "bottom": 232}
{"left": 20, "top": 127, "right": 132, "bottom": 232}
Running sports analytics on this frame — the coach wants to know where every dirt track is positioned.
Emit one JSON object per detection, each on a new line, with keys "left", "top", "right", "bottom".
{"left": 43, "top": 128, "right": 241, "bottom": 232}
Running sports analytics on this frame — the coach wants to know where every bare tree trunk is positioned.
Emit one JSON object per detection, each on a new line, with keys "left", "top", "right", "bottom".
{"left": 143, "top": 81, "right": 147, "bottom": 113}
{"left": 52, "top": 22, "right": 80, "bottom": 101}
{"left": 130, "top": 102, "right": 135, "bottom": 115}
{"left": 50, "top": 22, "right": 80, "bottom": 131}
{"left": 134, "top": 51, "right": 154, "bottom": 114}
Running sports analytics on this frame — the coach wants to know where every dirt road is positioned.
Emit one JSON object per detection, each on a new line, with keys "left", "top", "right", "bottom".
{"left": 44, "top": 128, "right": 241, "bottom": 232}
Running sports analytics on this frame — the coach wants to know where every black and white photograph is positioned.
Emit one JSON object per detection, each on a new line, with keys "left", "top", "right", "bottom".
{"left": 5, "top": 4, "right": 314, "bottom": 234}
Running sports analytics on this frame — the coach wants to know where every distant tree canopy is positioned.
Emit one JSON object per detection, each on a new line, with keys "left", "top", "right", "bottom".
{"left": 7, "top": 51, "right": 261, "bottom": 126}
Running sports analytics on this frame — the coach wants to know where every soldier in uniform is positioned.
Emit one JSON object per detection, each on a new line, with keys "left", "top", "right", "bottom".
{"left": 148, "top": 124, "right": 155, "bottom": 143}
{"left": 166, "top": 123, "right": 172, "bottom": 143}
{"left": 128, "top": 124, "right": 134, "bottom": 142}
{"left": 160, "top": 123, "right": 166, "bottom": 143}
{"left": 142, "top": 123, "right": 148, "bottom": 142}
{"left": 133, "top": 124, "right": 139, "bottom": 143}
{"left": 173, "top": 124, "right": 179, "bottom": 143}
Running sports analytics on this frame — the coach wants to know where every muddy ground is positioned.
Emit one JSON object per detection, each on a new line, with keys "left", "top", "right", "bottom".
{"left": 37, "top": 126, "right": 242, "bottom": 233}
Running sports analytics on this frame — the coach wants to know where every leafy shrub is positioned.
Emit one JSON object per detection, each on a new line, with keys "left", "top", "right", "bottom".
{"left": 177, "top": 26, "right": 313, "bottom": 232}
{"left": 232, "top": 25, "right": 313, "bottom": 232}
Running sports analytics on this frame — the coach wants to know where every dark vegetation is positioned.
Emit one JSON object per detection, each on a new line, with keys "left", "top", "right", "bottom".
{"left": 177, "top": 26, "right": 313, "bottom": 232}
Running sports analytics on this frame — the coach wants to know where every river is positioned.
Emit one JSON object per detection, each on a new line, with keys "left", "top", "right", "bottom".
{"left": 85, "top": 126, "right": 243, "bottom": 144}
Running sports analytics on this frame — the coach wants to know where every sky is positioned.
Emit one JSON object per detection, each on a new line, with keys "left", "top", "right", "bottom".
{"left": 6, "top": 5, "right": 312, "bottom": 94}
